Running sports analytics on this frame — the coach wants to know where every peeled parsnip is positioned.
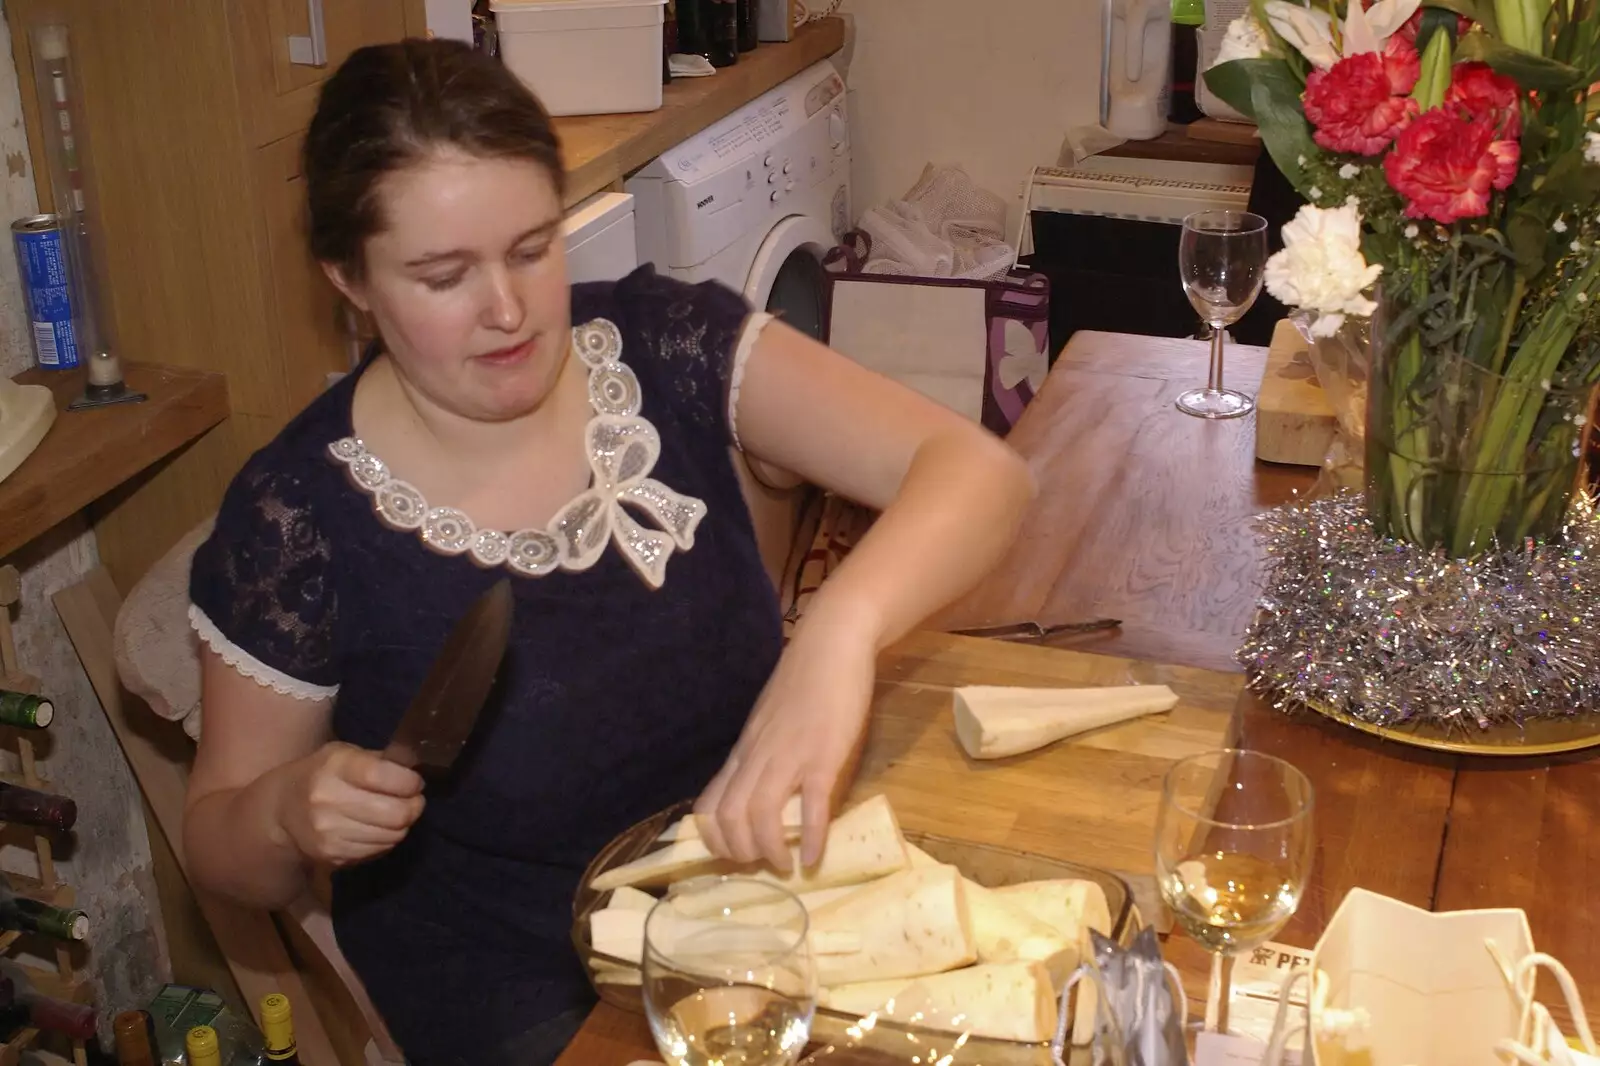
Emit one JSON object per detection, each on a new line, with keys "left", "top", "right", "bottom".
{"left": 808, "top": 865, "right": 977, "bottom": 986}
{"left": 963, "top": 878, "right": 1079, "bottom": 989}
{"left": 821, "top": 961, "right": 1058, "bottom": 1043}
{"left": 604, "top": 885, "right": 659, "bottom": 912}
{"left": 657, "top": 795, "right": 806, "bottom": 843}
{"left": 952, "top": 684, "right": 1180, "bottom": 759}
{"left": 591, "top": 793, "right": 907, "bottom": 893}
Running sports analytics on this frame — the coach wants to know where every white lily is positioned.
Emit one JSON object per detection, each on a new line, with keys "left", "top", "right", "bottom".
{"left": 1265, "top": 0, "right": 1422, "bottom": 70}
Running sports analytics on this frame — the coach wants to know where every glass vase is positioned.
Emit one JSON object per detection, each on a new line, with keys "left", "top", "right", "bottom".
{"left": 1290, "top": 311, "right": 1372, "bottom": 494}
{"left": 1364, "top": 300, "right": 1596, "bottom": 558}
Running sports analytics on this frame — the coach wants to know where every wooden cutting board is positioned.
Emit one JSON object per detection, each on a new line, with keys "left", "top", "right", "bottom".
{"left": 852, "top": 631, "right": 1243, "bottom": 923}
{"left": 1255, "top": 318, "right": 1337, "bottom": 467}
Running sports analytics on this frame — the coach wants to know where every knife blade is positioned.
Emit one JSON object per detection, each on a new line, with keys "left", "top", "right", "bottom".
{"left": 382, "top": 578, "right": 514, "bottom": 774}
{"left": 951, "top": 618, "right": 1123, "bottom": 642}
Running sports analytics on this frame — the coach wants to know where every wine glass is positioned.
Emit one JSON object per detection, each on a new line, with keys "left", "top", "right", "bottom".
{"left": 1154, "top": 748, "right": 1314, "bottom": 1034}
{"left": 644, "top": 876, "right": 818, "bottom": 1066}
{"left": 1176, "top": 210, "right": 1269, "bottom": 420}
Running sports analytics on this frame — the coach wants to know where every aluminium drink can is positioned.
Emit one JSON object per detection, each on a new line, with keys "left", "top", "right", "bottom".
{"left": 10, "top": 213, "right": 80, "bottom": 369}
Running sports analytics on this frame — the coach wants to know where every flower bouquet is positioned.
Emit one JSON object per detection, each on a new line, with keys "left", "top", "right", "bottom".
{"left": 1206, "top": 0, "right": 1600, "bottom": 558}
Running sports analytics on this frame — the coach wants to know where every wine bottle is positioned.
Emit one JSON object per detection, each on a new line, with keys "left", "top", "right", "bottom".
{"left": 0, "top": 690, "right": 52, "bottom": 730}
{"left": 735, "top": 0, "right": 759, "bottom": 52}
{"left": 0, "top": 961, "right": 97, "bottom": 1042}
{"left": 114, "top": 1010, "right": 160, "bottom": 1066}
{"left": 705, "top": 0, "right": 739, "bottom": 67}
{"left": 187, "top": 1025, "right": 223, "bottom": 1066}
{"left": 260, "top": 993, "right": 300, "bottom": 1064}
{"left": 0, "top": 780, "right": 77, "bottom": 832}
{"left": 0, "top": 875, "right": 88, "bottom": 941}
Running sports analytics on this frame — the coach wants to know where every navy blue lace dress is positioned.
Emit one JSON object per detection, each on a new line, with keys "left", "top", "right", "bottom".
{"left": 188, "top": 267, "right": 785, "bottom": 1064}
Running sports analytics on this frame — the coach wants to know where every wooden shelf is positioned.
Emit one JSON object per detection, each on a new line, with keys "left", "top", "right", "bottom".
{"left": 556, "top": 18, "right": 848, "bottom": 208}
{"left": 0, "top": 362, "right": 229, "bottom": 562}
{"left": 1104, "top": 121, "right": 1262, "bottom": 168}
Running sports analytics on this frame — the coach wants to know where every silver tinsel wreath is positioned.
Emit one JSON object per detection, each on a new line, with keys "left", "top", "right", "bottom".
{"left": 1237, "top": 491, "right": 1600, "bottom": 731}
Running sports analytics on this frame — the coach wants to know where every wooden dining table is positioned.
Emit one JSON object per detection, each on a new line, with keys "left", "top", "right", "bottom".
{"left": 555, "top": 330, "right": 1600, "bottom": 1064}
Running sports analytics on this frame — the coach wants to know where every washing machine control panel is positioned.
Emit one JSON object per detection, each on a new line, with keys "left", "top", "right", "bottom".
{"left": 642, "top": 60, "right": 850, "bottom": 268}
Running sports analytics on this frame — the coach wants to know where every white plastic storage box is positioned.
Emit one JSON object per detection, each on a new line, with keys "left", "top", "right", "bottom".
{"left": 492, "top": 0, "right": 666, "bottom": 117}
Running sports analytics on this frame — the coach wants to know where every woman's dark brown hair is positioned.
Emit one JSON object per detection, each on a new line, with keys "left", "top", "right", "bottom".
{"left": 302, "top": 37, "right": 565, "bottom": 278}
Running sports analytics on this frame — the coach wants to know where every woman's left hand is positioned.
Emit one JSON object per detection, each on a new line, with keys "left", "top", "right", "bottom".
{"left": 694, "top": 611, "right": 878, "bottom": 873}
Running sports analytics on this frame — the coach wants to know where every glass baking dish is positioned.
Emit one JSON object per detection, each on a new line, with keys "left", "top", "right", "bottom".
{"left": 571, "top": 799, "right": 1139, "bottom": 1066}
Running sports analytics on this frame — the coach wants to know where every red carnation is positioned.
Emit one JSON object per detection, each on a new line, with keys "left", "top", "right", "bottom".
{"left": 1445, "top": 62, "right": 1522, "bottom": 139}
{"left": 1303, "top": 38, "right": 1421, "bottom": 156}
{"left": 1384, "top": 109, "right": 1519, "bottom": 224}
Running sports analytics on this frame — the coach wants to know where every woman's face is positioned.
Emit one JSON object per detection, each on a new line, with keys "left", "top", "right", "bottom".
{"left": 329, "top": 150, "right": 572, "bottom": 423}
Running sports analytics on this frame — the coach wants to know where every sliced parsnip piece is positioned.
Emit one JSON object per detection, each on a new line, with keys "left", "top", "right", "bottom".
{"left": 590, "top": 836, "right": 718, "bottom": 892}
{"left": 590, "top": 907, "right": 649, "bottom": 964}
{"left": 811, "top": 929, "right": 863, "bottom": 956}
{"left": 657, "top": 795, "right": 806, "bottom": 843}
{"left": 605, "top": 886, "right": 659, "bottom": 912}
{"left": 713, "top": 883, "right": 867, "bottom": 926}
{"left": 593, "top": 904, "right": 787, "bottom": 966}
{"left": 963, "top": 878, "right": 1079, "bottom": 989}
{"left": 592, "top": 962, "right": 643, "bottom": 987}
{"left": 952, "top": 685, "right": 1180, "bottom": 759}
{"left": 994, "top": 879, "right": 1113, "bottom": 1046}
{"left": 993, "top": 879, "right": 1113, "bottom": 940}
{"left": 593, "top": 793, "right": 907, "bottom": 894}
{"left": 822, "top": 961, "right": 1058, "bottom": 1043}
{"left": 808, "top": 865, "right": 976, "bottom": 986}
{"left": 755, "top": 793, "right": 909, "bottom": 894}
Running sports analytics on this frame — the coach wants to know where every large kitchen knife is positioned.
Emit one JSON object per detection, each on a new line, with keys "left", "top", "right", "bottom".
{"left": 382, "top": 578, "right": 514, "bottom": 774}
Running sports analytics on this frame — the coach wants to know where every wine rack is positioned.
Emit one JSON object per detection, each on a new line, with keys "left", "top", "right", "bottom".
{"left": 0, "top": 565, "right": 88, "bottom": 1066}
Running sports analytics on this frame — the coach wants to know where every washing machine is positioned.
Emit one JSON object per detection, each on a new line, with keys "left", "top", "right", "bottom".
{"left": 626, "top": 59, "right": 851, "bottom": 341}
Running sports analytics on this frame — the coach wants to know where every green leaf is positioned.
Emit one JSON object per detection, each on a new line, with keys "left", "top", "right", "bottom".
{"left": 1248, "top": 71, "right": 1323, "bottom": 197}
{"left": 1415, "top": 6, "right": 1464, "bottom": 51}
{"left": 1458, "top": 32, "right": 1585, "bottom": 87}
{"left": 1507, "top": 207, "right": 1553, "bottom": 276}
{"left": 1202, "top": 57, "right": 1306, "bottom": 120}
{"left": 1534, "top": 151, "right": 1600, "bottom": 210}
{"left": 1430, "top": 0, "right": 1500, "bottom": 36}
{"left": 1202, "top": 60, "right": 1267, "bottom": 119}
{"left": 1413, "top": 29, "right": 1454, "bottom": 108}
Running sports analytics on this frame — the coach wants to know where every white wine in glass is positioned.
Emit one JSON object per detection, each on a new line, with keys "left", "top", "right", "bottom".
{"left": 1176, "top": 210, "right": 1269, "bottom": 420}
{"left": 1154, "top": 749, "right": 1314, "bottom": 1033}
{"left": 644, "top": 876, "right": 817, "bottom": 1066}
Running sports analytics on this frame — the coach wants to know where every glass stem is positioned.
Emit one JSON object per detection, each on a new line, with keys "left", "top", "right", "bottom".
{"left": 1208, "top": 323, "right": 1226, "bottom": 394}
{"left": 1208, "top": 951, "right": 1235, "bottom": 1034}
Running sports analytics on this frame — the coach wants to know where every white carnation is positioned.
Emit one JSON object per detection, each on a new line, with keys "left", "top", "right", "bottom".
{"left": 1215, "top": 13, "right": 1272, "bottom": 64}
{"left": 1587, "top": 132, "right": 1600, "bottom": 166}
{"left": 1264, "top": 203, "right": 1383, "bottom": 337}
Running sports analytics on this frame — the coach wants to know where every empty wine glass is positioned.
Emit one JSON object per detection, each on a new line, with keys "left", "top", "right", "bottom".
{"left": 644, "top": 876, "right": 817, "bottom": 1066}
{"left": 1176, "top": 210, "right": 1269, "bottom": 420}
{"left": 1154, "top": 749, "right": 1314, "bottom": 1034}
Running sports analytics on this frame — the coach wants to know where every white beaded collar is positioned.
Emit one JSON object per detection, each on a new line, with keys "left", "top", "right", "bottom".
{"left": 328, "top": 319, "right": 707, "bottom": 590}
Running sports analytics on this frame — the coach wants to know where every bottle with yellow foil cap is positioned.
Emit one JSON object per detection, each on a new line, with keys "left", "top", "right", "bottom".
{"left": 186, "top": 1024, "right": 223, "bottom": 1066}
{"left": 259, "top": 993, "right": 300, "bottom": 1064}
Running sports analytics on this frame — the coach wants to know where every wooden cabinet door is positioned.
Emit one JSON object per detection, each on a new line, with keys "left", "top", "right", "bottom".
{"left": 256, "top": 136, "right": 361, "bottom": 415}
{"left": 229, "top": 0, "right": 427, "bottom": 147}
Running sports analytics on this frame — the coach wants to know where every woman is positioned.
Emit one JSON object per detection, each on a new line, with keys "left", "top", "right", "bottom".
{"left": 182, "top": 38, "right": 1033, "bottom": 1066}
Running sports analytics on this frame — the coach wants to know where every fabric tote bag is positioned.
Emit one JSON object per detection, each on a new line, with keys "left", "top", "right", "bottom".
{"left": 821, "top": 231, "right": 1052, "bottom": 438}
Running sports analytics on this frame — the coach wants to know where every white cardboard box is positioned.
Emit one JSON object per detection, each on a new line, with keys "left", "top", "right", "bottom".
{"left": 493, "top": 0, "right": 666, "bottom": 117}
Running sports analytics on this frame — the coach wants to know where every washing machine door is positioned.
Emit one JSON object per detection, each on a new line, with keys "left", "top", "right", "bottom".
{"left": 743, "top": 214, "right": 834, "bottom": 342}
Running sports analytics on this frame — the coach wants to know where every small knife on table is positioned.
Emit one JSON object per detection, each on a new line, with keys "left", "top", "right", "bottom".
{"left": 951, "top": 618, "right": 1123, "bottom": 642}
{"left": 382, "top": 578, "right": 514, "bottom": 776}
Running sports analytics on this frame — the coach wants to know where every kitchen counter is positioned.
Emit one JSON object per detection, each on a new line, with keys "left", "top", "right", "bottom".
{"left": 555, "top": 17, "right": 847, "bottom": 208}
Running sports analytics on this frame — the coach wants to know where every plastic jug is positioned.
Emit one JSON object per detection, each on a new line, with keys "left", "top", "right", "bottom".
{"left": 1105, "top": 0, "right": 1172, "bottom": 140}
